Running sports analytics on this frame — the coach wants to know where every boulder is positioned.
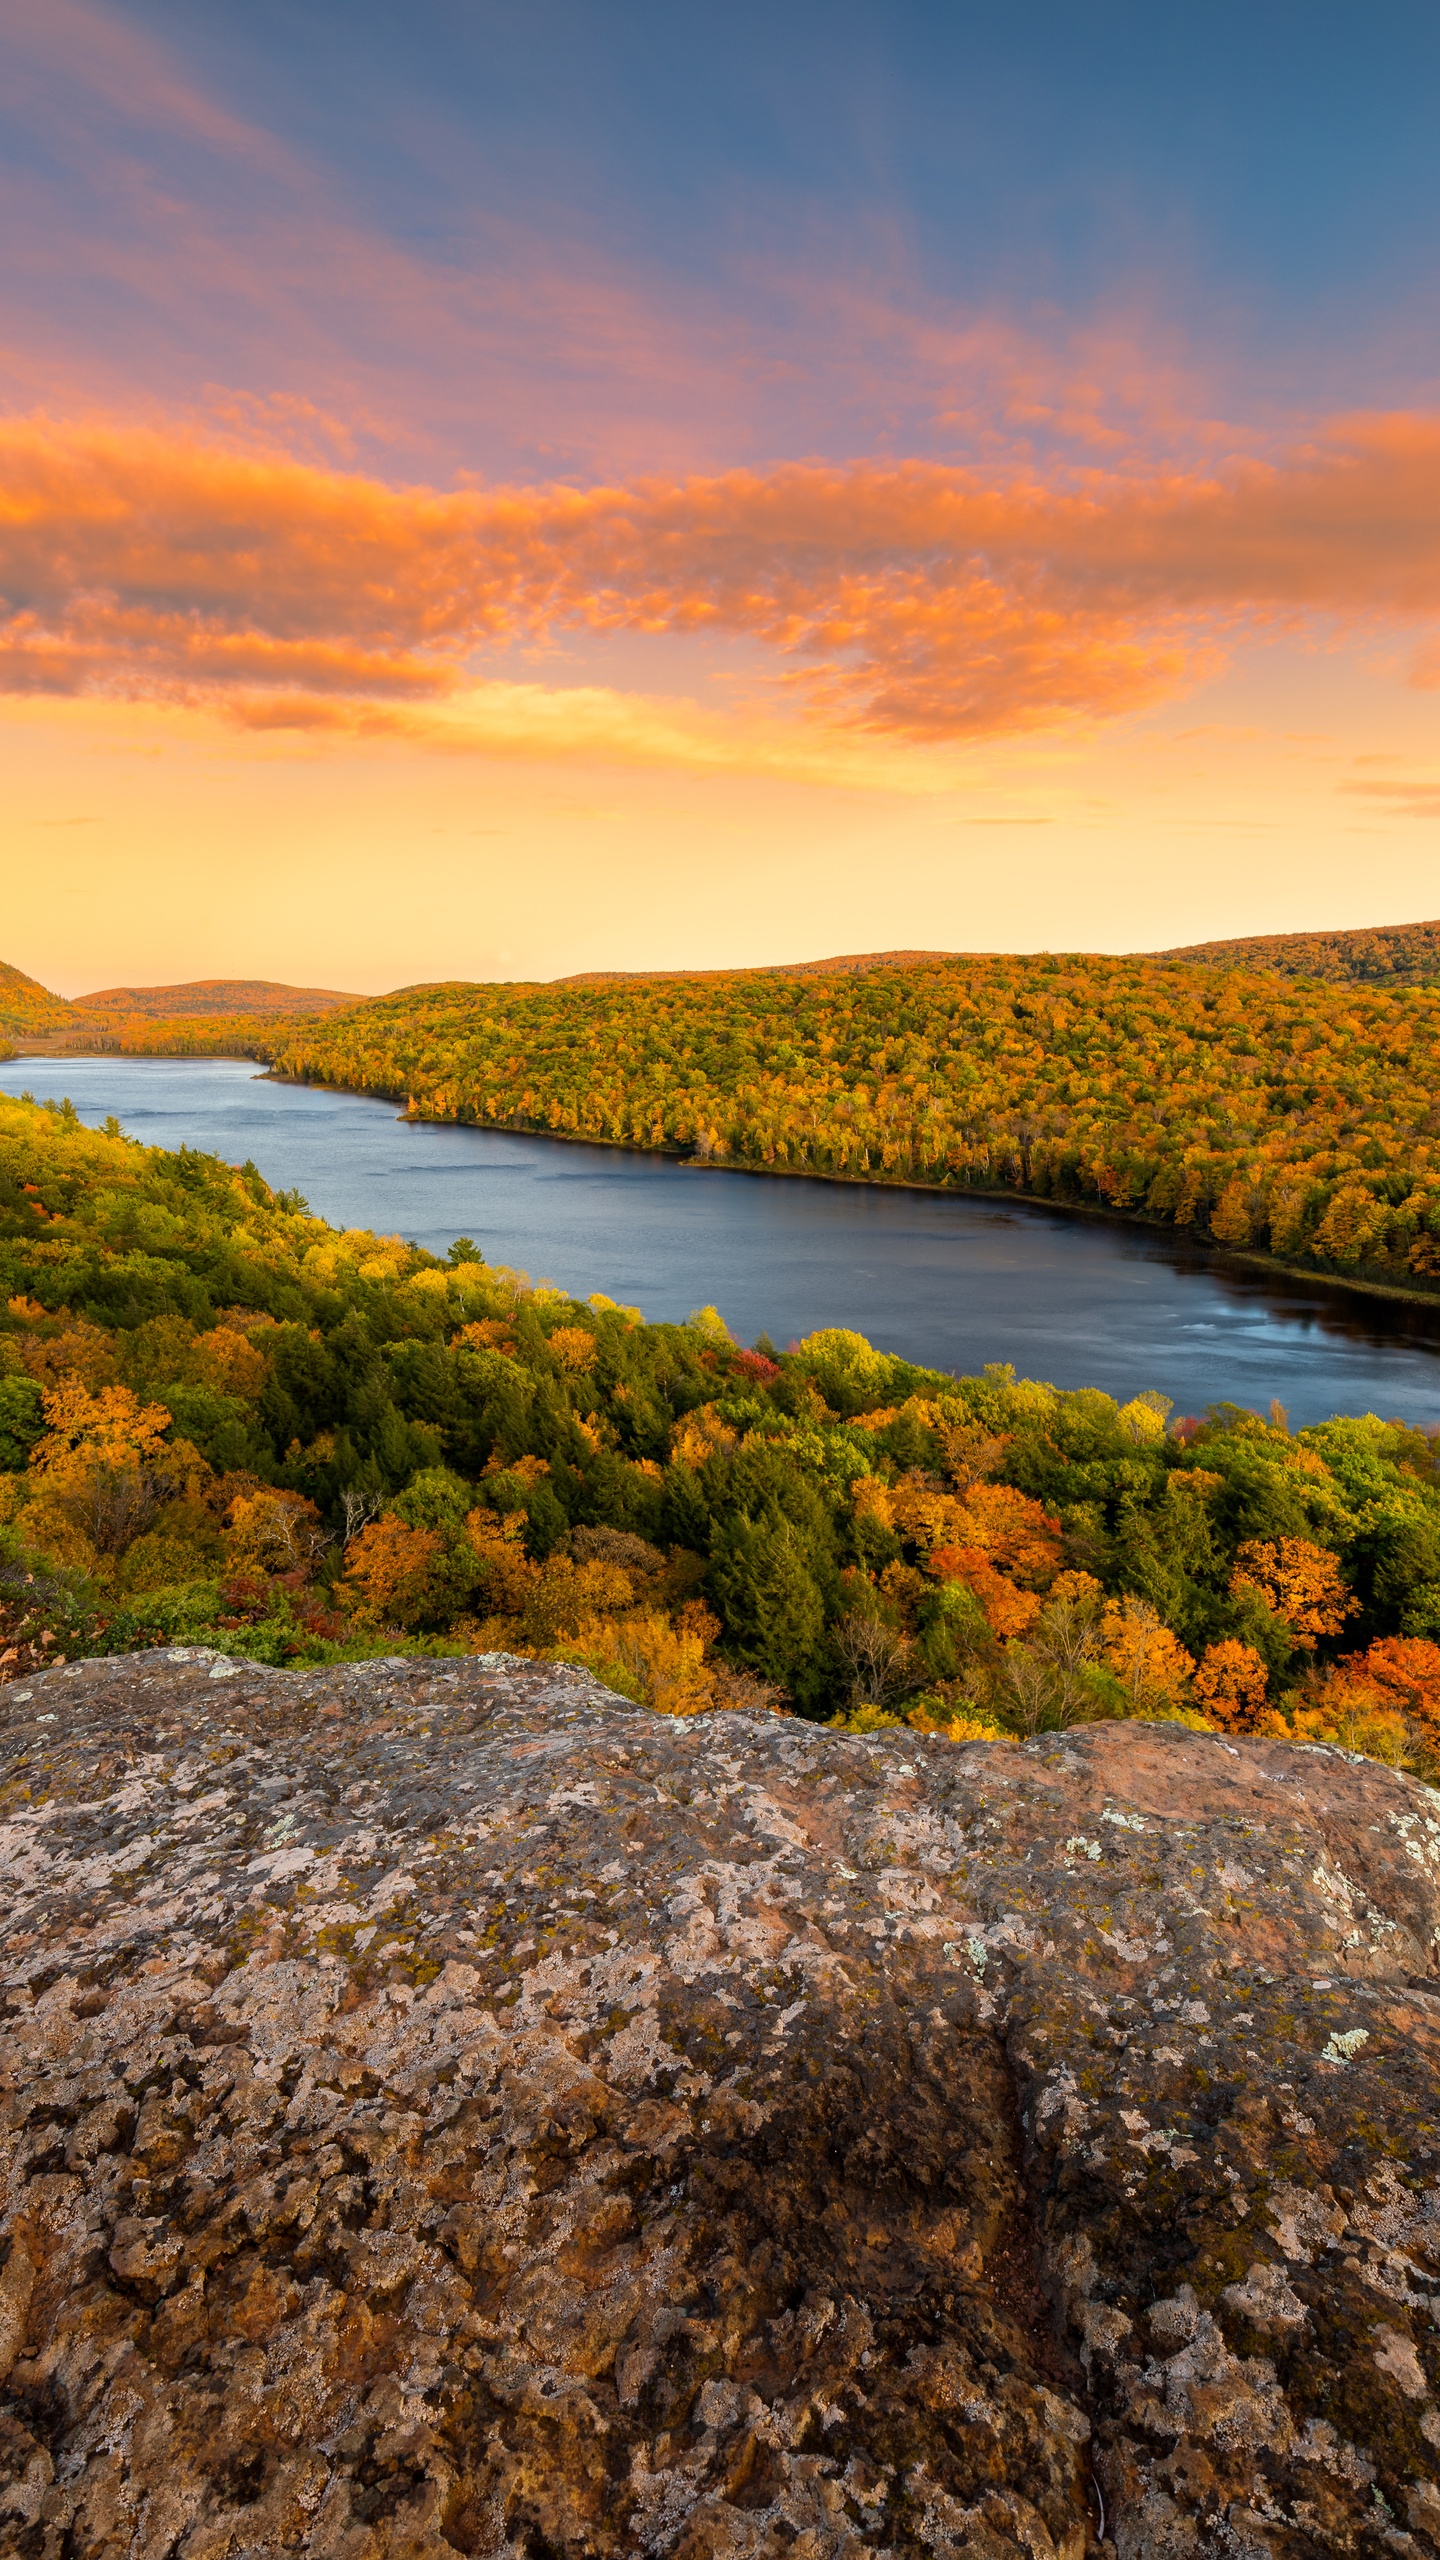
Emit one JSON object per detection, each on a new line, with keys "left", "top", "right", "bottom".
{"left": 3, "top": 1649, "right": 1440, "bottom": 2556}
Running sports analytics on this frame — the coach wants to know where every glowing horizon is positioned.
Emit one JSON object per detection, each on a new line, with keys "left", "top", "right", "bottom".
{"left": 5, "top": 1, "right": 1440, "bottom": 990}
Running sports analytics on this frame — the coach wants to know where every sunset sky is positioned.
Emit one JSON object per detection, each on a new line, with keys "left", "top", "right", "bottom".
{"left": 5, "top": 0, "right": 1440, "bottom": 992}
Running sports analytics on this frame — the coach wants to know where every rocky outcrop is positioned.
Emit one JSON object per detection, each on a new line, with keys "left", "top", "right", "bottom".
{"left": 4, "top": 1651, "right": 1440, "bottom": 2557}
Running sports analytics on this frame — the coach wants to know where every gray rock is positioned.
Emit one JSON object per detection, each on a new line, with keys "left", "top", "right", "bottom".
{"left": 3, "top": 1650, "right": 1440, "bottom": 2555}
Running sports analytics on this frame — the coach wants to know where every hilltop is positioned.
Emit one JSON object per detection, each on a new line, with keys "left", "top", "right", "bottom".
{"left": 1158, "top": 917, "right": 1440, "bottom": 984}
{"left": 562, "top": 919, "right": 1440, "bottom": 989}
{"left": 5, "top": 912, "right": 1440, "bottom": 1051}
{"left": 74, "top": 975, "right": 359, "bottom": 1019}
{"left": 560, "top": 947, "right": 958, "bottom": 982}
{"left": 0, "top": 969, "right": 360, "bottom": 1059}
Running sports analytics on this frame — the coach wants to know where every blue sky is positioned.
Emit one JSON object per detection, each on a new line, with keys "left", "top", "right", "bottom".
{"left": 8, "top": 0, "right": 1440, "bottom": 472}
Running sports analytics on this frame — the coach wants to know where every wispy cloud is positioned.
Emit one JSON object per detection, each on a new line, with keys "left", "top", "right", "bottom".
{"left": 1342, "top": 776, "right": 1440, "bottom": 819}
{"left": 0, "top": 0, "right": 769, "bottom": 480}
{"left": 0, "top": 0, "right": 1369, "bottom": 488}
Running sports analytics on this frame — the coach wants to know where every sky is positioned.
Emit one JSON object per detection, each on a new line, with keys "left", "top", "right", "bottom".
{"left": 5, "top": 0, "right": 1440, "bottom": 993}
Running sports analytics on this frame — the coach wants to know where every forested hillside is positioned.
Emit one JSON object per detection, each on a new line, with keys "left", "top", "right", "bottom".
{"left": 14, "top": 931, "right": 1440, "bottom": 1301}
{"left": 0, "top": 960, "right": 82, "bottom": 1040}
{"left": 1162, "top": 918, "right": 1440, "bottom": 984}
{"left": 562, "top": 921, "right": 1440, "bottom": 988}
{"left": 269, "top": 956, "right": 1440, "bottom": 1298}
{"left": 559, "top": 949, "right": 955, "bottom": 983}
{"left": 0, "top": 971, "right": 355, "bottom": 1057}
{"left": 75, "top": 977, "right": 359, "bottom": 1020}
{"left": 5, "top": 1092, "right": 1440, "bottom": 1771}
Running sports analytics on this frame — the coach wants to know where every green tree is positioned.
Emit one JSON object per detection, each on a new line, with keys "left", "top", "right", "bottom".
{"left": 708, "top": 1514, "right": 828, "bottom": 1704}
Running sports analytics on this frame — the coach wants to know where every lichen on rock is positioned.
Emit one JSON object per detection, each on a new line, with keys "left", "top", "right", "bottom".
{"left": 4, "top": 1650, "right": 1440, "bottom": 2554}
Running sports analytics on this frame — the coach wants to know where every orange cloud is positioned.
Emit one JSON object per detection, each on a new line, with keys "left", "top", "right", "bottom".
{"left": 1342, "top": 776, "right": 1440, "bottom": 820}
{"left": 2, "top": 412, "right": 1440, "bottom": 755}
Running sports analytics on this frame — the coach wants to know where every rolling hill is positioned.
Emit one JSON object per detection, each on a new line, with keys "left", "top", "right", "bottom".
{"left": 565, "top": 922, "right": 1440, "bottom": 988}
{"left": 74, "top": 977, "right": 359, "bottom": 1019}
{"left": 559, "top": 949, "right": 958, "bottom": 982}
{"left": 0, "top": 970, "right": 362, "bottom": 1057}
{"left": 0, "top": 961, "right": 81, "bottom": 1039}
{"left": 1155, "top": 918, "right": 1440, "bottom": 983}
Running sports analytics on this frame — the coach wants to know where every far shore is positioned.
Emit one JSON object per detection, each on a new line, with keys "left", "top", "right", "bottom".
{"left": 6, "top": 1040, "right": 1440, "bottom": 1327}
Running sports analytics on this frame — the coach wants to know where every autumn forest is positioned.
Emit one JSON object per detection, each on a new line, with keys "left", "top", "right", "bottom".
{"left": 261, "top": 950, "right": 1440, "bottom": 1301}
{"left": 9, "top": 930, "right": 1440, "bottom": 1300}
{"left": 6, "top": 1087, "right": 1440, "bottom": 1780}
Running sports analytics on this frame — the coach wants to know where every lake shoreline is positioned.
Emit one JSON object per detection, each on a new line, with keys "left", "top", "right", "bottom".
{"left": 8, "top": 1048, "right": 1440, "bottom": 1422}
{"left": 10, "top": 1042, "right": 1440, "bottom": 1321}
{"left": 256, "top": 1066, "right": 1440, "bottom": 1325}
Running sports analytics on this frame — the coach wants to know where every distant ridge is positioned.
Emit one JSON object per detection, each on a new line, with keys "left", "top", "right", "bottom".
{"left": 562, "top": 927, "right": 1440, "bottom": 988}
{"left": 8, "top": 924, "right": 1440, "bottom": 1051}
{"left": 74, "top": 977, "right": 360, "bottom": 1019}
{"left": 558, "top": 950, "right": 960, "bottom": 983}
{"left": 1153, "top": 919, "right": 1440, "bottom": 985}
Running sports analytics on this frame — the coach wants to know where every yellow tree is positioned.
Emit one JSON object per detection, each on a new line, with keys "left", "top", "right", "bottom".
{"left": 24, "top": 1380, "right": 184, "bottom": 1562}
{"left": 1101, "top": 1599, "right": 1196, "bottom": 1715}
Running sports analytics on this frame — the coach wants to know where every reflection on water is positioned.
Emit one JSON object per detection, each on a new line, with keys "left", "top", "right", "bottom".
{"left": 5, "top": 1050, "right": 1440, "bottom": 1427}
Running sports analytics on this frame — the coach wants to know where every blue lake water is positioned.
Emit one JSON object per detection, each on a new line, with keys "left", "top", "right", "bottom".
{"left": 6, "top": 1050, "right": 1440, "bottom": 1427}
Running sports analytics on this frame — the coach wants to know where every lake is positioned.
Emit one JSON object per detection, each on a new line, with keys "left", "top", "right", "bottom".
{"left": 6, "top": 1050, "right": 1440, "bottom": 1427}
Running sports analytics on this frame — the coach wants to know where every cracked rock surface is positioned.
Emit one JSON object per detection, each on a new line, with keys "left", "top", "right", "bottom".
{"left": 5, "top": 1653, "right": 1440, "bottom": 2556}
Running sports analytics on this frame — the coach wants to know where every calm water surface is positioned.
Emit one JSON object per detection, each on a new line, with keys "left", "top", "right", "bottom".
{"left": 7, "top": 1051, "right": 1440, "bottom": 1426}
